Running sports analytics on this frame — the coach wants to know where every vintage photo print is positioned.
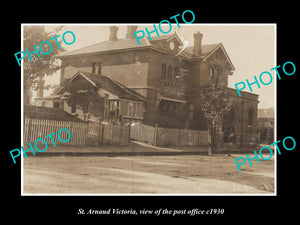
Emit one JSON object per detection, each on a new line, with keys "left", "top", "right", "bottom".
{"left": 21, "top": 24, "right": 276, "bottom": 195}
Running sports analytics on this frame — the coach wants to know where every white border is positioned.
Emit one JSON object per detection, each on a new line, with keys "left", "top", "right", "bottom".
{"left": 21, "top": 23, "right": 277, "bottom": 196}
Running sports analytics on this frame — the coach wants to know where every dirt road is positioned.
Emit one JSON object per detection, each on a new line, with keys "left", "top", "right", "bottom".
{"left": 23, "top": 146, "right": 274, "bottom": 194}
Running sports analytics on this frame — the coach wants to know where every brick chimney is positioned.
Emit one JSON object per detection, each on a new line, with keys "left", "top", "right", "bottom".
{"left": 126, "top": 26, "right": 138, "bottom": 39}
{"left": 193, "top": 31, "right": 203, "bottom": 57}
{"left": 109, "top": 26, "right": 119, "bottom": 41}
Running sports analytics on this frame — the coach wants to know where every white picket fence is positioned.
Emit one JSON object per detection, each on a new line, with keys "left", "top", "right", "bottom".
{"left": 23, "top": 117, "right": 129, "bottom": 145}
{"left": 130, "top": 123, "right": 209, "bottom": 146}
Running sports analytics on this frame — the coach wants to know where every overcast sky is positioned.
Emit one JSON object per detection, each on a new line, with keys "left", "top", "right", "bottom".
{"left": 37, "top": 24, "right": 275, "bottom": 109}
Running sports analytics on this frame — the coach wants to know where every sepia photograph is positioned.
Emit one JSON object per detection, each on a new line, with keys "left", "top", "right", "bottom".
{"left": 21, "top": 24, "right": 276, "bottom": 195}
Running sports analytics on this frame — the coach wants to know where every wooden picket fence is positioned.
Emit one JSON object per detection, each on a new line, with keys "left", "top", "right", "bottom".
{"left": 130, "top": 123, "right": 209, "bottom": 146}
{"left": 23, "top": 117, "right": 129, "bottom": 146}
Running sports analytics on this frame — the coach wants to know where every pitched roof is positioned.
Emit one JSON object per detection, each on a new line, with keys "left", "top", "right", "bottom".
{"left": 181, "top": 43, "right": 221, "bottom": 58}
{"left": 57, "top": 38, "right": 150, "bottom": 58}
{"left": 57, "top": 32, "right": 225, "bottom": 59}
{"left": 55, "top": 71, "right": 146, "bottom": 101}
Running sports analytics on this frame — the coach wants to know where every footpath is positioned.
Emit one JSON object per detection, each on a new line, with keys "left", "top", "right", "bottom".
{"left": 24, "top": 141, "right": 259, "bottom": 157}
{"left": 24, "top": 141, "right": 208, "bottom": 157}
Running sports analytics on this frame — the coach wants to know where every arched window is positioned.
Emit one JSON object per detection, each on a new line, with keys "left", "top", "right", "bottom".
{"left": 174, "top": 67, "right": 178, "bottom": 81}
{"left": 168, "top": 65, "right": 173, "bottom": 81}
{"left": 215, "top": 68, "right": 221, "bottom": 86}
{"left": 209, "top": 67, "right": 214, "bottom": 78}
{"left": 161, "top": 63, "right": 166, "bottom": 80}
{"left": 210, "top": 66, "right": 221, "bottom": 86}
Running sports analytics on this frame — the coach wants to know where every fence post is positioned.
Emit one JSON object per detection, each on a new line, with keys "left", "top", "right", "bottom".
{"left": 69, "top": 121, "right": 73, "bottom": 145}
{"left": 119, "top": 125, "right": 122, "bottom": 144}
{"left": 128, "top": 118, "right": 132, "bottom": 142}
{"left": 111, "top": 125, "right": 114, "bottom": 144}
{"left": 84, "top": 122, "right": 89, "bottom": 144}
{"left": 98, "top": 120, "right": 102, "bottom": 145}
{"left": 25, "top": 117, "right": 31, "bottom": 143}
{"left": 101, "top": 124, "right": 105, "bottom": 144}
{"left": 154, "top": 122, "right": 158, "bottom": 146}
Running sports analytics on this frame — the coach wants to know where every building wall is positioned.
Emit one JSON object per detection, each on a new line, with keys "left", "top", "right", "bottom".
{"left": 227, "top": 88, "right": 259, "bottom": 146}
{"left": 102, "top": 63, "right": 148, "bottom": 89}
{"left": 61, "top": 49, "right": 151, "bottom": 81}
{"left": 145, "top": 50, "right": 189, "bottom": 128}
{"left": 35, "top": 99, "right": 54, "bottom": 108}
{"left": 59, "top": 46, "right": 259, "bottom": 146}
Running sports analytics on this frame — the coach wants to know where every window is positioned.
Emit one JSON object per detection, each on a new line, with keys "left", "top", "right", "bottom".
{"left": 104, "top": 94, "right": 109, "bottom": 120}
{"left": 174, "top": 67, "right": 179, "bottom": 80}
{"left": 215, "top": 68, "right": 221, "bottom": 86}
{"left": 161, "top": 63, "right": 166, "bottom": 80}
{"left": 53, "top": 102, "right": 60, "bottom": 109}
{"left": 168, "top": 65, "right": 173, "bottom": 81}
{"left": 189, "top": 104, "right": 194, "bottom": 120}
{"left": 133, "top": 102, "right": 137, "bottom": 117}
{"left": 92, "top": 63, "right": 97, "bottom": 74}
{"left": 209, "top": 67, "right": 214, "bottom": 78}
{"left": 248, "top": 108, "right": 253, "bottom": 126}
{"left": 71, "top": 102, "right": 76, "bottom": 113}
{"left": 210, "top": 66, "right": 221, "bottom": 86}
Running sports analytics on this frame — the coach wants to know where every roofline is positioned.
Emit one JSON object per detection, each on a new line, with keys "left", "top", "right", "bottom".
{"left": 55, "top": 71, "right": 97, "bottom": 94}
{"left": 56, "top": 45, "right": 191, "bottom": 61}
{"left": 55, "top": 71, "right": 146, "bottom": 101}
{"left": 202, "top": 43, "right": 236, "bottom": 71}
{"left": 56, "top": 45, "right": 163, "bottom": 59}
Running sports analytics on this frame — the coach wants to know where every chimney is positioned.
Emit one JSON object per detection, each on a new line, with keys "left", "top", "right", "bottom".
{"left": 193, "top": 31, "right": 203, "bottom": 57}
{"left": 109, "top": 26, "right": 119, "bottom": 41}
{"left": 126, "top": 26, "right": 138, "bottom": 39}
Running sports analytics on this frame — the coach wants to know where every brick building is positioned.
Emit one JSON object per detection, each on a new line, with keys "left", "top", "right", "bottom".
{"left": 36, "top": 26, "right": 259, "bottom": 146}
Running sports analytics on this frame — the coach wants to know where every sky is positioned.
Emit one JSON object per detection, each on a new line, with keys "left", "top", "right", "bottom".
{"left": 34, "top": 24, "right": 275, "bottom": 109}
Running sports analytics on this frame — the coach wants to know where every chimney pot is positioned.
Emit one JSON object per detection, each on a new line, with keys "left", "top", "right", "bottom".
{"left": 109, "top": 26, "right": 119, "bottom": 41}
{"left": 126, "top": 26, "right": 138, "bottom": 39}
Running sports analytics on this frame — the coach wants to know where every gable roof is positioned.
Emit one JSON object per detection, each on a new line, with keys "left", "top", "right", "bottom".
{"left": 181, "top": 43, "right": 235, "bottom": 71}
{"left": 181, "top": 43, "right": 220, "bottom": 58}
{"left": 55, "top": 71, "right": 146, "bottom": 101}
